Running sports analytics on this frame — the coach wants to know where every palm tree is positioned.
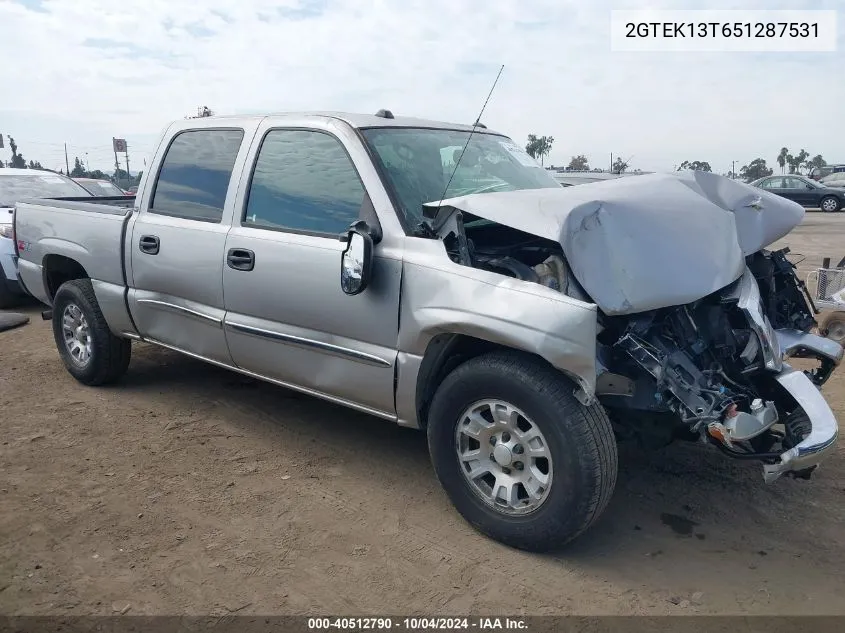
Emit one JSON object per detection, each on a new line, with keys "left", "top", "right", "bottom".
{"left": 777, "top": 147, "right": 789, "bottom": 174}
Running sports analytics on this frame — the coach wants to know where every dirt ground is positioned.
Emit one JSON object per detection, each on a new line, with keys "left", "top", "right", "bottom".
{"left": 2, "top": 213, "right": 845, "bottom": 617}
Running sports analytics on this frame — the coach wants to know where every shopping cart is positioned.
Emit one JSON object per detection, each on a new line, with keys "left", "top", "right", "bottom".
{"left": 806, "top": 264, "right": 845, "bottom": 342}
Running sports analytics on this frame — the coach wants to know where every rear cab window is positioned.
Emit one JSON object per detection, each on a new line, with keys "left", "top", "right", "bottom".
{"left": 149, "top": 129, "right": 245, "bottom": 223}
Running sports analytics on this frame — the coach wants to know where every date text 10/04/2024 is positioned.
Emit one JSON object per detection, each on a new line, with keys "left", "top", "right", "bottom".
{"left": 307, "top": 618, "right": 528, "bottom": 630}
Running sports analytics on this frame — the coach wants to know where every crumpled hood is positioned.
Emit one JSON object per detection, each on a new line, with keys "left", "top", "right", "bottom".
{"left": 427, "top": 171, "right": 804, "bottom": 315}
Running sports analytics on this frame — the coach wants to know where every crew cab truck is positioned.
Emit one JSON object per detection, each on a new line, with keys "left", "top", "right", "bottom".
{"left": 14, "top": 112, "right": 841, "bottom": 551}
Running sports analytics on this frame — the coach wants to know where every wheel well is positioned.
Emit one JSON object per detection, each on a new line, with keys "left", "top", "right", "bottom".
{"left": 42, "top": 255, "right": 89, "bottom": 300}
{"left": 415, "top": 334, "right": 551, "bottom": 429}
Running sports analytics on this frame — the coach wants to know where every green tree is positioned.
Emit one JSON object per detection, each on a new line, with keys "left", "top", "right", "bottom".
{"left": 71, "top": 157, "right": 87, "bottom": 177}
{"left": 777, "top": 147, "right": 789, "bottom": 174}
{"left": 786, "top": 149, "right": 808, "bottom": 174}
{"left": 740, "top": 158, "right": 773, "bottom": 182}
{"left": 525, "top": 134, "right": 554, "bottom": 166}
{"left": 7, "top": 136, "right": 26, "bottom": 168}
{"left": 677, "top": 160, "right": 712, "bottom": 172}
{"left": 27, "top": 160, "right": 44, "bottom": 169}
{"left": 567, "top": 154, "right": 589, "bottom": 170}
{"left": 89, "top": 169, "right": 106, "bottom": 180}
{"left": 611, "top": 157, "right": 629, "bottom": 173}
{"left": 134, "top": 170, "right": 144, "bottom": 185}
{"left": 808, "top": 154, "right": 827, "bottom": 170}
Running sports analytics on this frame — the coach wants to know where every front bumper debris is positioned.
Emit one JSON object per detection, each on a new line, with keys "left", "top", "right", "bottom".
{"left": 776, "top": 328, "right": 844, "bottom": 386}
{"left": 764, "top": 365, "right": 840, "bottom": 483}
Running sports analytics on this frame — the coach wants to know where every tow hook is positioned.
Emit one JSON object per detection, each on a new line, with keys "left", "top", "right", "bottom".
{"left": 41, "top": 309, "right": 52, "bottom": 321}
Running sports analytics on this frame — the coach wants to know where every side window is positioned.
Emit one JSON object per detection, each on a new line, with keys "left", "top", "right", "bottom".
{"left": 766, "top": 178, "right": 785, "bottom": 189}
{"left": 785, "top": 177, "right": 805, "bottom": 189}
{"left": 150, "top": 129, "right": 244, "bottom": 222}
{"left": 243, "top": 129, "right": 365, "bottom": 235}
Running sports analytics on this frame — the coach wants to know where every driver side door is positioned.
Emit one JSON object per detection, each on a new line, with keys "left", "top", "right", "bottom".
{"left": 782, "top": 177, "right": 815, "bottom": 207}
{"left": 221, "top": 123, "right": 402, "bottom": 419}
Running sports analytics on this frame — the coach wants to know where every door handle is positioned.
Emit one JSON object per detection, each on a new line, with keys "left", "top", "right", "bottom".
{"left": 227, "top": 248, "right": 255, "bottom": 271}
{"left": 139, "top": 235, "right": 160, "bottom": 255}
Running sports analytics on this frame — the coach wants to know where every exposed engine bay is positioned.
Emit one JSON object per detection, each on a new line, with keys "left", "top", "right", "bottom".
{"left": 433, "top": 212, "right": 841, "bottom": 480}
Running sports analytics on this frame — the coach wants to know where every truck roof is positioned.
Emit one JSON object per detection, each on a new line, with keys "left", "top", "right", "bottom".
{"left": 183, "top": 111, "right": 506, "bottom": 136}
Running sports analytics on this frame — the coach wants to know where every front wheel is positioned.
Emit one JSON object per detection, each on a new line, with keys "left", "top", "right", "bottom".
{"left": 819, "top": 312, "right": 845, "bottom": 343}
{"left": 820, "top": 196, "right": 841, "bottom": 213}
{"left": 51, "top": 279, "right": 131, "bottom": 385}
{"left": 427, "top": 351, "right": 617, "bottom": 552}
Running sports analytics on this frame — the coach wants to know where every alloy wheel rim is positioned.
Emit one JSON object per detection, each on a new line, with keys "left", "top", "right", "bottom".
{"left": 454, "top": 399, "right": 553, "bottom": 515}
{"left": 62, "top": 303, "right": 92, "bottom": 366}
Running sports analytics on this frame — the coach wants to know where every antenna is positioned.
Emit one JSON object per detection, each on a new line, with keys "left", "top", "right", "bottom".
{"left": 436, "top": 64, "right": 504, "bottom": 207}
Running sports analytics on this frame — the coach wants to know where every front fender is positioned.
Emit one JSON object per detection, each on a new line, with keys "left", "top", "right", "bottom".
{"left": 397, "top": 243, "right": 599, "bottom": 421}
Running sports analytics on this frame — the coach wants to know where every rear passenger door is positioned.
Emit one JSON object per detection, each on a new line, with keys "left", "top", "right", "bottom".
{"left": 129, "top": 125, "right": 254, "bottom": 364}
{"left": 221, "top": 122, "right": 402, "bottom": 418}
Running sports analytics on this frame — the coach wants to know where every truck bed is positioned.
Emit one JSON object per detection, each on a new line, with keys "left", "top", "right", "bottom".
{"left": 15, "top": 197, "right": 136, "bottom": 334}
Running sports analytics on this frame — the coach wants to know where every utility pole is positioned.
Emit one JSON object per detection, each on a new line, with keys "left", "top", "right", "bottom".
{"left": 610, "top": 152, "right": 613, "bottom": 173}
{"left": 85, "top": 152, "right": 90, "bottom": 171}
{"left": 732, "top": 160, "right": 736, "bottom": 179}
{"left": 64, "top": 143, "right": 70, "bottom": 175}
{"left": 112, "top": 138, "right": 119, "bottom": 183}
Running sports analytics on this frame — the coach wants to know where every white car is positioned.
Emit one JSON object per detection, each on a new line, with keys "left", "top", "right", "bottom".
{"left": 0, "top": 168, "right": 92, "bottom": 308}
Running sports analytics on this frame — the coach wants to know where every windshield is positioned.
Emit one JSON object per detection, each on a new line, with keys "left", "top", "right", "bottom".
{"left": 77, "top": 180, "right": 125, "bottom": 196}
{"left": 360, "top": 128, "right": 561, "bottom": 227}
{"left": 0, "top": 173, "right": 91, "bottom": 207}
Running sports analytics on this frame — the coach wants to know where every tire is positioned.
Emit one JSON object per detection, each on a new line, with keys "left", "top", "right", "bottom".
{"left": 51, "top": 279, "right": 131, "bottom": 385}
{"left": 0, "top": 281, "right": 18, "bottom": 310}
{"left": 819, "top": 312, "right": 845, "bottom": 343}
{"left": 426, "top": 351, "right": 617, "bottom": 552}
{"left": 820, "top": 196, "right": 841, "bottom": 213}
{"left": 0, "top": 286, "right": 17, "bottom": 310}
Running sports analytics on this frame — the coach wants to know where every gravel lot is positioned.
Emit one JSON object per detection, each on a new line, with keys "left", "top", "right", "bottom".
{"left": 2, "top": 212, "right": 845, "bottom": 616}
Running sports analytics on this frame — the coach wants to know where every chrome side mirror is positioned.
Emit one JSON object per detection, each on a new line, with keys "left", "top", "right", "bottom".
{"left": 341, "top": 226, "right": 373, "bottom": 296}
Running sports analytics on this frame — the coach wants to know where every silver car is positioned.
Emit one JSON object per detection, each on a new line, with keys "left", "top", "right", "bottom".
{"left": 13, "top": 112, "right": 842, "bottom": 551}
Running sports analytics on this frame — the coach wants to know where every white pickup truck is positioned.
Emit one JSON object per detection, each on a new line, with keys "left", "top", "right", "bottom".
{"left": 13, "top": 111, "right": 841, "bottom": 551}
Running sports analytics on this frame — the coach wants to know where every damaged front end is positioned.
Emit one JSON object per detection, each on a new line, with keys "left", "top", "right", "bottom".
{"left": 422, "top": 176, "right": 841, "bottom": 482}
{"left": 598, "top": 262, "right": 841, "bottom": 482}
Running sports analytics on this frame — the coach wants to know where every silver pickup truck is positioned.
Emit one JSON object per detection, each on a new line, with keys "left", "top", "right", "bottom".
{"left": 13, "top": 111, "right": 842, "bottom": 551}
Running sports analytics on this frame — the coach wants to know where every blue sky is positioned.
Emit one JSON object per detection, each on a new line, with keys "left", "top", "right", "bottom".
{"left": 0, "top": 0, "right": 842, "bottom": 174}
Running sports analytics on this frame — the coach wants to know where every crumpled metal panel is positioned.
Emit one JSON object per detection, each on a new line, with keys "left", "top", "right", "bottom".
{"left": 426, "top": 171, "right": 804, "bottom": 315}
{"left": 396, "top": 238, "right": 600, "bottom": 424}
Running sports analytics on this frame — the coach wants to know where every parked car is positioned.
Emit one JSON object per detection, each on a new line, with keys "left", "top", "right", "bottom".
{"left": 0, "top": 168, "right": 92, "bottom": 308}
{"left": 820, "top": 172, "right": 845, "bottom": 189}
{"left": 73, "top": 178, "right": 130, "bottom": 197}
{"left": 13, "top": 112, "right": 842, "bottom": 550}
{"left": 808, "top": 164, "right": 845, "bottom": 181}
{"left": 750, "top": 174, "right": 843, "bottom": 212}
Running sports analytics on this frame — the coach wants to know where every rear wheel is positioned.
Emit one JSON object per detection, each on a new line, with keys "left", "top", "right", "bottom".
{"left": 426, "top": 351, "right": 617, "bottom": 552}
{"left": 820, "top": 196, "right": 841, "bottom": 213}
{"left": 51, "top": 279, "right": 131, "bottom": 385}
